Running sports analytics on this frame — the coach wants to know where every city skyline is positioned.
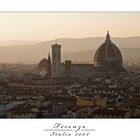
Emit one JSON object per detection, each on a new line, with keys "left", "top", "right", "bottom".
{"left": 0, "top": 13, "right": 139, "bottom": 119}
{"left": 0, "top": 30, "right": 139, "bottom": 119}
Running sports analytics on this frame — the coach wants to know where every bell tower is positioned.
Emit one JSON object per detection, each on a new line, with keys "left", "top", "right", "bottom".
{"left": 51, "top": 42, "right": 61, "bottom": 78}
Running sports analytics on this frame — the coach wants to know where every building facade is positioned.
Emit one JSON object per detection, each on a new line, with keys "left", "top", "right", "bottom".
{"left": 61, "top": 62, "right": 95, "bottom": 78}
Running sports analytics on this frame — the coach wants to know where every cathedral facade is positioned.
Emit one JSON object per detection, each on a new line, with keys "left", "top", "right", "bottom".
{"left": 38, "top": 31, "right": 126, "bottom": 78}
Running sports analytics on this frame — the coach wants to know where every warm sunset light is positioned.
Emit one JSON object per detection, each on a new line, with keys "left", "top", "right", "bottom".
{"left": 0, "top": 12, "right": 139, "bottom": 120}
{"left": 0, "top": 13, "right": 140, "bottom": 42}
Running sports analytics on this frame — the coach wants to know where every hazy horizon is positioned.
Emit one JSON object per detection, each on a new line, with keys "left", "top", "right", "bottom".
{"left": 0, "top": 37, "right": 139, "bottom": 64}
{"left": 1, "top": 36, "right": 140, "bottom": 46}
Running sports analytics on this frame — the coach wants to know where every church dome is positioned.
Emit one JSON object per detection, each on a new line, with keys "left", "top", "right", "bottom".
{"left": 38, "top": 53, "right": 52, "bottom": 77}
{"left": 94, "top": 31, "right": 124, "bottom": 73}
{"left": 38, "top": 58, "right": 48, "bottom": 70}
{"left": 94, "top": 31, "right": 122, "bottom": 63}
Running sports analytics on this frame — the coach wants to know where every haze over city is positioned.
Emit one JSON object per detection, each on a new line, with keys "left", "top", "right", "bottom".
{"left": 0, "top": 12, "right": 140, "bottom": 119}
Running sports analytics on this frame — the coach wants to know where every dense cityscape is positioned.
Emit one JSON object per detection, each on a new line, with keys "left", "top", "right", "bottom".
{"left": 0, "top": 32, "right": 140, "bottom": 118}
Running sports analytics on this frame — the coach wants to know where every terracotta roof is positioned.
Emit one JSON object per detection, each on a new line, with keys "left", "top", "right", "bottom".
{"left": 93, "top": 108, "right": 127, "bottom": 116}
{"left": 94, "top": 32, "right": 122, "bottom": 63}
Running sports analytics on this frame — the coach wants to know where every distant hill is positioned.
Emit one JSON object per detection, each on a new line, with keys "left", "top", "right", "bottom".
{"left": 62, "top": 48, "right": 140, "bottom": 63}
{"left": 0, "top": 40, "right": 40, "bottom": 46}
{"left": 0, "top": 37, "right": 140, "bottom": 63}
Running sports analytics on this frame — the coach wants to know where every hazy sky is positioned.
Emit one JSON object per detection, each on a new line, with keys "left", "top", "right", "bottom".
{"left": 0, "top": 13, "right": 140, "bottom": 41}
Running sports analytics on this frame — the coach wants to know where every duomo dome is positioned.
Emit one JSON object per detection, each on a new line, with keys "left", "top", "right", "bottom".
{"left": 94, "top": 31, "right": 125, "bottom": 73}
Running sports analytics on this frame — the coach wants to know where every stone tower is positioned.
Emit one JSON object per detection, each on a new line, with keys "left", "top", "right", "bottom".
{"left": 51, "top": 43, "right": 61, "bottom": 77}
